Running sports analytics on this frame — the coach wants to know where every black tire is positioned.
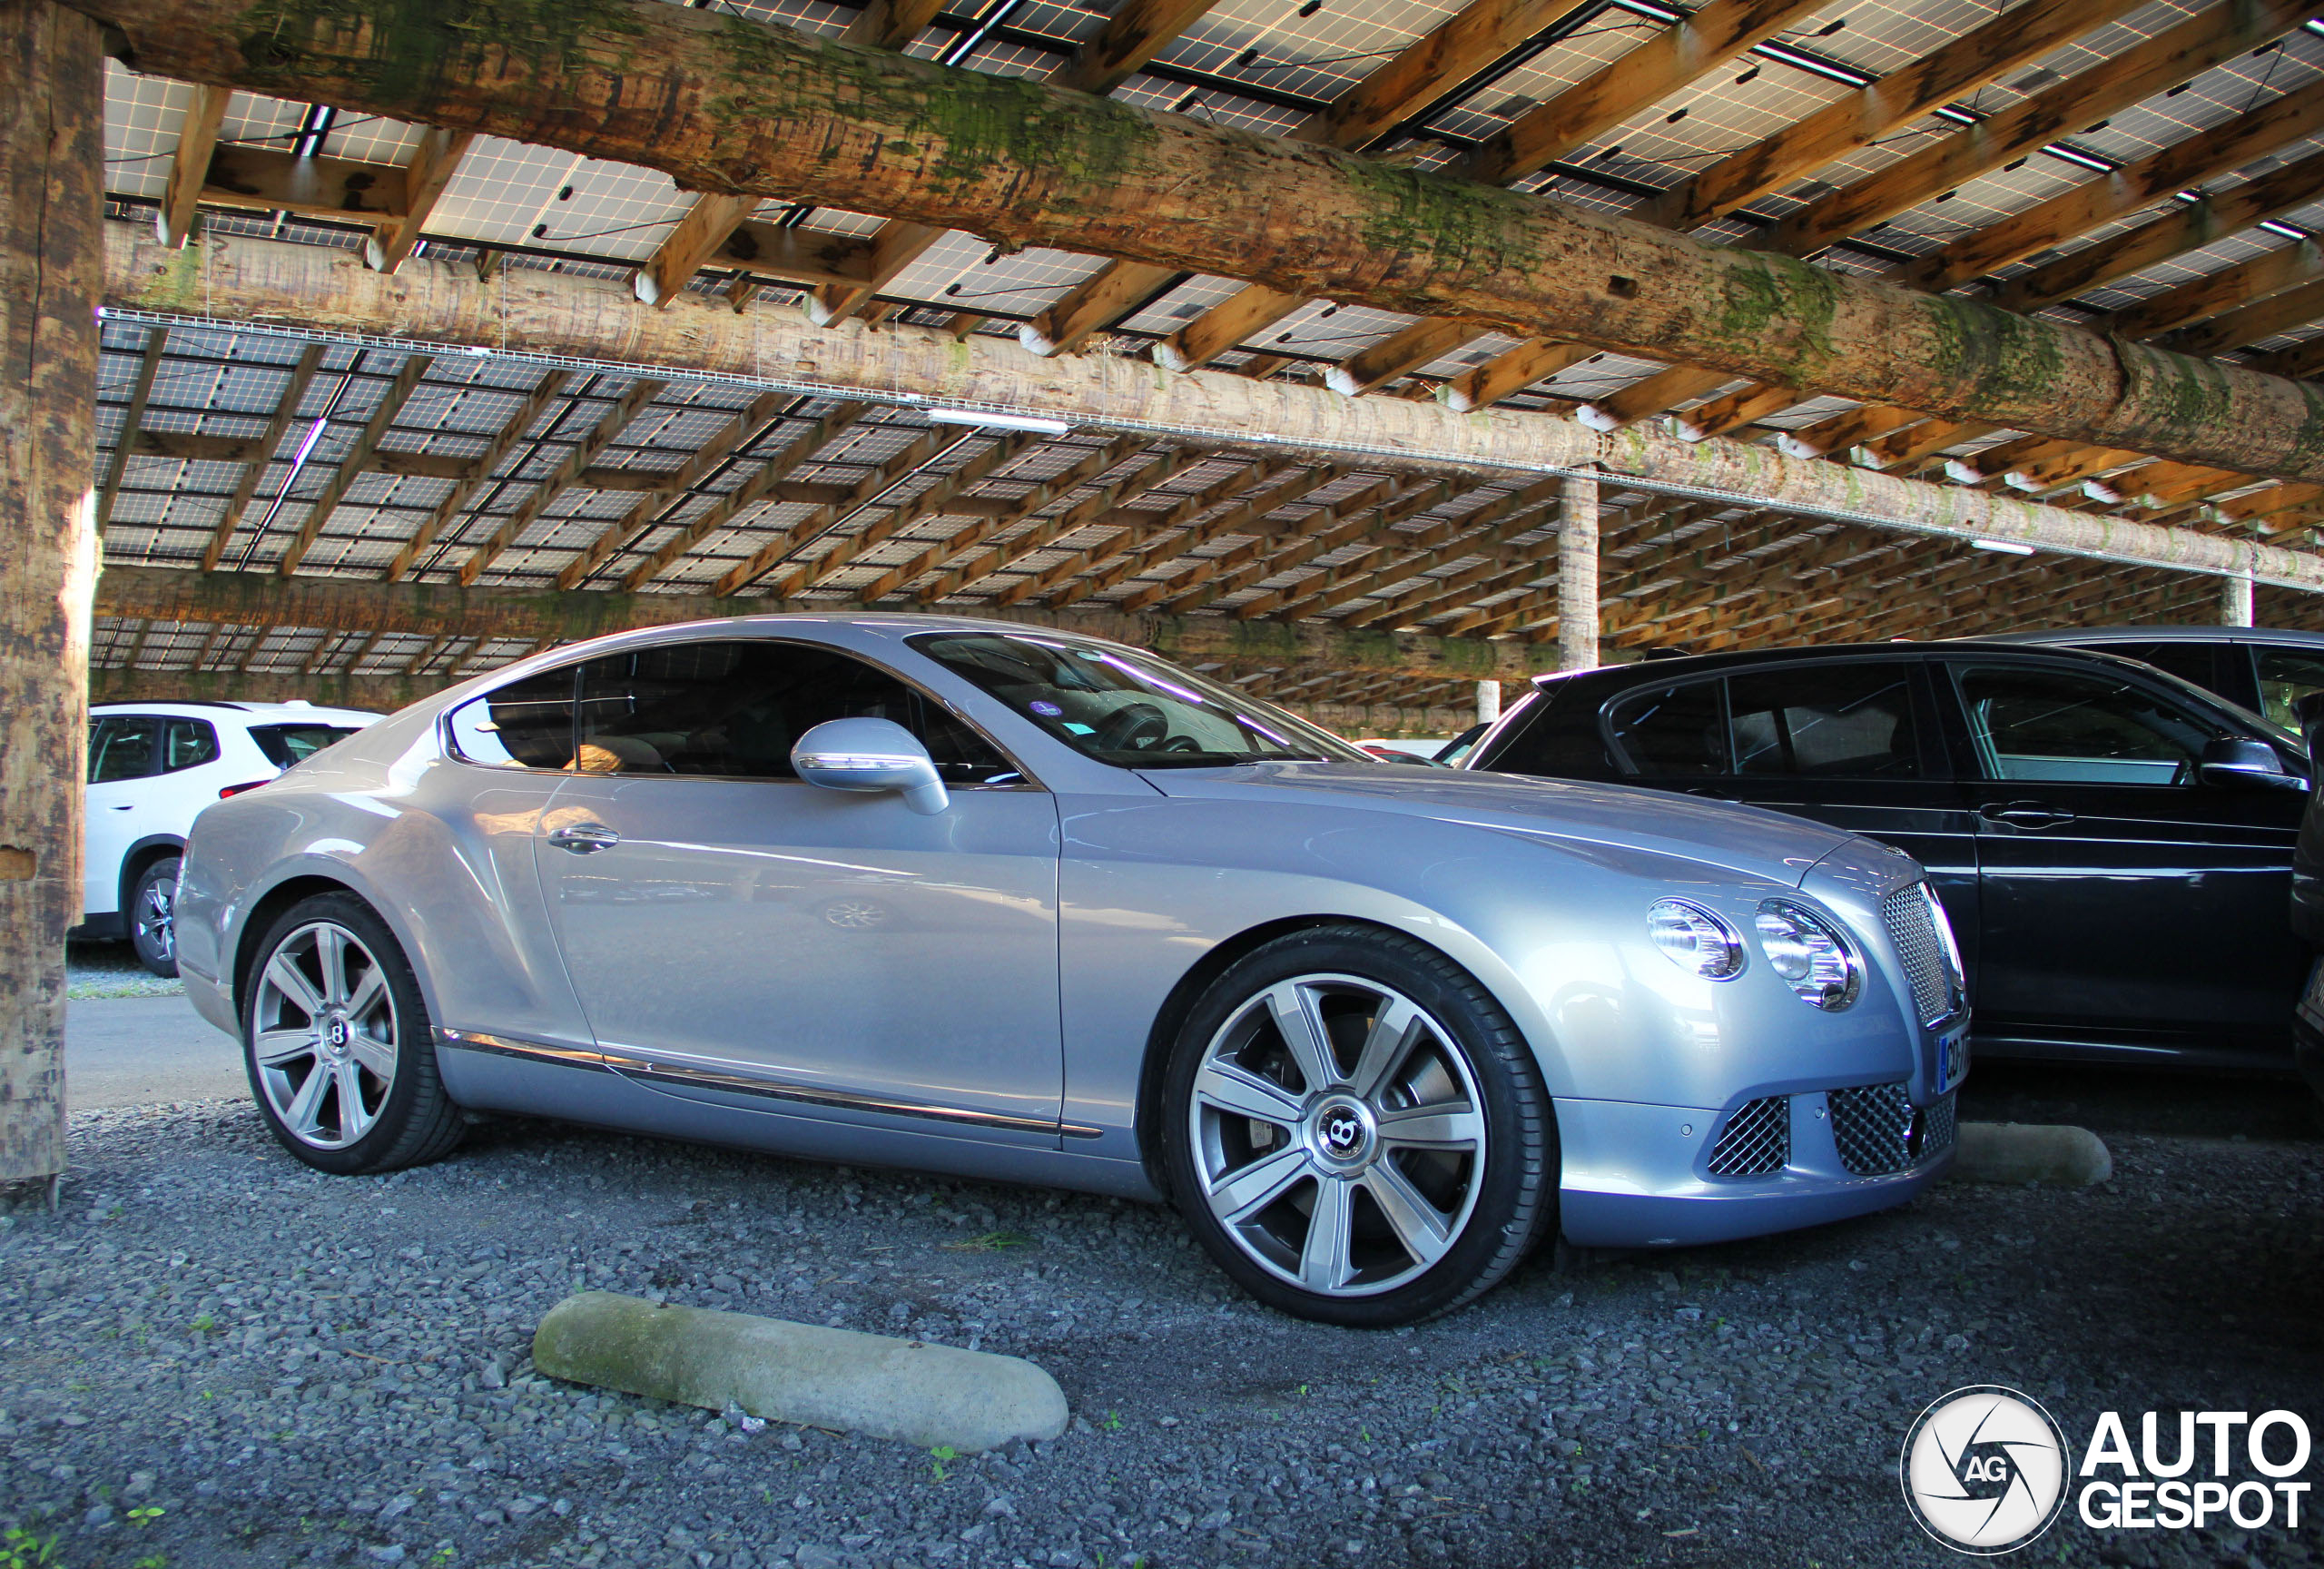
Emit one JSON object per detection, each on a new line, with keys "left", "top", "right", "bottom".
{"left": 128, "top": 856, "right": 181, "bottom": 978}
{"left": 241, "top": 893, "right": 464, "bottom": 1175}
{"left": 1158, "top": 924, "right": 1556, "bottom": 1327}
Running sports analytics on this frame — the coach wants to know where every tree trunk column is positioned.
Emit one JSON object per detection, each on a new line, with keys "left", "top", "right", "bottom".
{"left": 1557, "top": 474, "right": 1600, "bottom": 672}
{"left": 0, "top": 0, "right": 104, "bottom": 1188}
{"left": 2221, "top": 570, "right": 2255, "bottom": 627}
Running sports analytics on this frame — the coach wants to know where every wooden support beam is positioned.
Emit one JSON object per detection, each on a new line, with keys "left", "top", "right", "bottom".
{"left": 1046, "top": 468, "right": 1341, "bottom": 609}
{"left": 1135, "top": 476, "right": 1433, "bottom": 616}
{"left": 1042, "top": 0, "right": 1601, "bottom": 364}
{"left": 366, "top": 127, "right": 472, "bottom": 274}
{"left": 93, "top": 562, "right": 1556, "bottom": 680}
{"left": 157, "top": 83, "right": 224, "bottom": 248}
{"left": 2109, "top": 238, "right": 2324, "bottom": 341}
{"left": 851, "top": 438, "right": 1145, "bottom": 602}
{"left": 991, "top": 462, "right": 1292, "bottom": 609}
{"left": 96, "top": 325, "right": 168, "bottom": 528}
{"left": 1254, "top": 478, "right": 1576, "bottom": 621}
{"left": 455, "top": 378, "right": 666, "bottom": 587}
{"left": 276, "top": 352, "right": 431, "bottom": 575}
{"left": 78, "top": 7, "right": 2324, "bottom": 483}
{"left": 197, "top": 340, "right": 322, "bottom": 572}
{"left": 100, "top": 230, "right": 2324, "bottom": 591}
{"left": 2, "top": 0, "right": 103, "bottom": 1185}
{"left": 384, "top": 367, "right": 568, "bottom": 582}
{"left": 1557, "top": 473, "right": 1598, "bottom": 671}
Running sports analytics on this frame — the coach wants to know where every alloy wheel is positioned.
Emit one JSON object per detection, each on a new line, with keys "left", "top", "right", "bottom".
{"left": 251, "top": 921, "right": 399, "bottom": 1150}
{"left": 133, "top": 873, "right": 175, "bottom": 966}
{"left": 1188, "top": 973, "right": 1487, "bottom": 1298}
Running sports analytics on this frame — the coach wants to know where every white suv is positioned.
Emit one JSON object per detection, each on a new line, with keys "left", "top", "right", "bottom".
{"left": 84, "top": 701, "right": 380, "bottom": 975}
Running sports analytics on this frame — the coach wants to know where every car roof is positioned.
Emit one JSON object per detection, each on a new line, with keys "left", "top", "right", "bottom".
{"left": 1980, "top": 625, "right": 2324, "bottom": 648}
{"left": 1529, "top": 638, "right": 2164, "bottom": 689}
{"left": 92, "top": 700, "right": 383, "bottom": 724}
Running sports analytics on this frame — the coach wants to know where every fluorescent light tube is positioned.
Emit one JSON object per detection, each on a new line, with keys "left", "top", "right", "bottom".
{"left": 924, "top": 408, "right": 1073, "bottom": 435}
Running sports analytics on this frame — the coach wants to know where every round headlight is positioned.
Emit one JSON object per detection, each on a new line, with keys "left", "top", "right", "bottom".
{"left": 1754, "top": 900, "right": 1861, "bottom": 1010}
{"left": 1647, "top": 898, "right": 1745, "bottom": 981}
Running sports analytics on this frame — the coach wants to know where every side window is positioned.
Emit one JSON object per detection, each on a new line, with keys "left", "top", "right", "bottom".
{"left": 88, "top": 716, "right": 160, "bottom": 784}
{"left": 1606, "top": 681, "right": 1728, "bottom": 776}
{"left": 1728, "top": 664, "right": 1921, "bottom": 778}
{"left": 576, "top": 639, "right": 1016, "bottom": 784}
{"left": 2254, "top": 648, "right": 2324, "bottom": 730}
{"left": 2081, "top": 640, "right": 2222, "bottom": 696}
{"left": 1953, "top": 665, "right": 2217, "bottom": 785}
{"left": 162, "top": 719, "right": 220, "bottom": 773}
{"left": 446, "top": 667, "right": 579, "bottom": 770}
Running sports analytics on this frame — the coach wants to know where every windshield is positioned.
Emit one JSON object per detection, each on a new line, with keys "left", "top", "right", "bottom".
{"left": 911, "top": 632, "right": 1367, "bottom": 769}
{"left": 248, "top": 723, "right": 364, "bottom": 769}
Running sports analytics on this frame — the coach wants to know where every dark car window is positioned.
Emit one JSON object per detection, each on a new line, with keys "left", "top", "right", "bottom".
{"left": 162, "top": 718, "right": 220, "bottom": 773}
{"left": 1606, "top": 680, "right": 1727, "bottom": 775}
{"left": 88, "top": 716, "right": 160, "bottom": 783}
{"left": 576, "top": 639, "right": 1017, "bottom": 784}
{"left": 247, "top": 723, "right": 364, "bottom": 769}
{"left": 2077, "top": 639, "right": 2221, "bottom": 693}
{"left": 1953, "top": 664, "right": 2218, "bottom": 785}
{"left": 2255, "top": 648, "right": 2324, "bottom": 731}
{"left": 1728, "top": 664, "right": 1921, "bottom": 778}
{"left": 446, "top": 666, "right": 584, "bottom": 771}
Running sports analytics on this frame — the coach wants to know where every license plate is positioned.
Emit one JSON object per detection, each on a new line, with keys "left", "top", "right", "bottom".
{"left": 2300, "top": 959, "right": 2324, "bottom": 1031}
{"left": 1936, "top": 1029, "right": 1969, "bottom": 1093}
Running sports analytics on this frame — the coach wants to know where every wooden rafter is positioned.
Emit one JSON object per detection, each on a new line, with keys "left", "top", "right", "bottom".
{"left": 157, "top": 84, "right": 225, "bottom": 248}
{"left": 366, "top": 128, "right": 473, "bottom": 274}
{"left": 197, "top": 341, "right": 323, "bottom": 573}
{"left": 277, "top": 353, "right": 433, "bottom": 575}
{"left": 96, "top": 326, "right": 169, "bottom": 528}
{"left": 384, "top": 368, "right": 571, "bottom": 583}
{"left": 454, "top": 378, "right": 667, "bottom": 587}
{"left": 759, "top": 431, "right": 1045, "bottom": 599}
{"left": 617, "top": 402, "right": 874, "bottom": 593}
{"left": 556, "top": 389, "right": 793, "bottom": 590}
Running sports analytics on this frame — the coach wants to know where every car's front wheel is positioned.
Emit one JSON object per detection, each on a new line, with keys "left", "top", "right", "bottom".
{"left": 242, "top": 893, "right": 463, "bottom": 1175}
{"left": 1159, "top": 926, "right": 1556, "bottom": 1326}
{"left": 129, "top": 856, "right": 180, "bottom": 978}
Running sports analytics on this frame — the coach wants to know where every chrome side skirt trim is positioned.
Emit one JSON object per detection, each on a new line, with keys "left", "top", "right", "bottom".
{"left": 436, "top": 1028, "right": 1103, "bottom": 1140}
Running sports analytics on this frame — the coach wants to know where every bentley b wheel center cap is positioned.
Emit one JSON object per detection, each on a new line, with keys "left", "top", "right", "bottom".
{"left": 1308, "top": 1096, "right": 1377, "bottom": 1170}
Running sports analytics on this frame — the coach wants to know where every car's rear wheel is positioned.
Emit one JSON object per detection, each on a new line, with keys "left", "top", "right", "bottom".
{"left": 129, "top": 856, "right": 180, "bottom": 978}
{"left": 1159, "top": 926, "right": 1556, "bottom": 1326}
{"left": 242, "top": 893, "right": 463, "bottom": 1175}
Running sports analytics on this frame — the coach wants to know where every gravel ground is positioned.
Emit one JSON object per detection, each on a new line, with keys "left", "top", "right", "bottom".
{"left": 3, "top": 1069, "right": 2321, "bottom": 1569}
{"left": 65, "top": 942, "right": 183, "bottom": 1002}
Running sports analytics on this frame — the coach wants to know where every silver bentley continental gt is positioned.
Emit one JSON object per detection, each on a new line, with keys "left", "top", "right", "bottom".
{"left": 174, "top": 616, "right": 1968, "bottom": 1325}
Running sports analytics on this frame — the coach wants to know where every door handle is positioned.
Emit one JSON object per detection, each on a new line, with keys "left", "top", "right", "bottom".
{"left": 547, "top": 822, "right": 621, "bottom": 854}
{"left": 1978, "top": 802, "right": 2076, "bottom": 829}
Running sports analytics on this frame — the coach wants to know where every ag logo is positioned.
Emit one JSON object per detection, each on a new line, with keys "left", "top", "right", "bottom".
{"left": 1901, "top": 1386, "right": 2070, "bottom": 1554}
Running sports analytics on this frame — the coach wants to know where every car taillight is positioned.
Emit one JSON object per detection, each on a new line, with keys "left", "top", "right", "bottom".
{"left": 218, "top": 780, "right": 270, "bottom": 798}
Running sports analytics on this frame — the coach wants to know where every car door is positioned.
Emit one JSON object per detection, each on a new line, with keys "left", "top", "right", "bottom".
{"left": 1937, "top": 656, "right": 2307, "bottom": 1058}
{"left": 538, "top": 636, "right": 1065, "bottom": 1142}
{"left": 1600, "top": 660, "right": 1984, "bottom": 982}
{"left": 84, "top": 715, "right": 168, "bottom": 918}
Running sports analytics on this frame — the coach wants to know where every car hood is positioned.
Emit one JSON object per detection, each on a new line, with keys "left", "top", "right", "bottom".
{"left": 1135, "top": 762, "right": 1855, "bottom": 888}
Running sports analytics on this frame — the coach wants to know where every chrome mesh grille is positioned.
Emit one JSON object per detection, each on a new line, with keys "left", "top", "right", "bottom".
{"left": 1882, "top": 883, "right": 1956, "bottom": 1026}
{"left": 1706, "top": 1096, "right": 1789, "bottom": 1178}
{"left": 1830, "top": 1084, "right": 1955, "bottom": 1175}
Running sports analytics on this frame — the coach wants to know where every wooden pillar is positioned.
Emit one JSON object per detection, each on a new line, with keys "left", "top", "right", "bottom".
{"left": 1557, "top": 474, "right": 1600, "bottom": 672}
{"left": 0, "top": 0, "right": 103, "bottom": 1189}
{"left": 1475, "top": 679, "right": 1502, "bottom": 726}
{"left": 2221, "top": 571, "right": 2256, "bottom": 627}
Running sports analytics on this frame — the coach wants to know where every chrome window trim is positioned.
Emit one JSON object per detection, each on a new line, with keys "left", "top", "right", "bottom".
{"left": 436, "top": 1028, "right": 1100, "bottom": 1140}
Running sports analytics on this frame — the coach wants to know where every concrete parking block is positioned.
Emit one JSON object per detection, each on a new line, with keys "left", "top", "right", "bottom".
{"left": 533, "top": 1290, "right": 1070, "bottom": 1453}
{"left": 1952, "top": 1121, "right": 2113, "bottom": 1187}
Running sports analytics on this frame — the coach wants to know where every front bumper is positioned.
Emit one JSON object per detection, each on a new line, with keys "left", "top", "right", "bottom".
{"left": 1555, "top": 1088, "right": 1953, "bottom": 1248}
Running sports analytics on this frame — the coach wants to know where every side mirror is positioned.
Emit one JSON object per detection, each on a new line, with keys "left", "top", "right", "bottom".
{"left": 2198, "top": 735, "right": 2303, "bottom": 791}
{"left": 792, "top": 718, "right": 950, "bottom": 815}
